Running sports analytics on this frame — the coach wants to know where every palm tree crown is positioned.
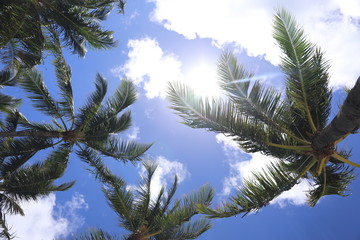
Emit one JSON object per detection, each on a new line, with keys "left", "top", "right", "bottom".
{"left": 168, "top": 9, "right": 360, "bottom": 218}
{"left": 0, "top": 0, "right": 126, "bottom": 68}
{"left": 84, "top": 158, "right": 215, "bottom": 240}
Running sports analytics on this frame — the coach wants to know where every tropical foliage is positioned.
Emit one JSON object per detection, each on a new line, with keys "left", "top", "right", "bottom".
{"left": 0, "top": 124, "right": 74, "bottom": 238}
{"left": 168, "top": 9, "right": 360, "bottom": 218}
{"left": 0, "top": 0, "right": 126, "bottom": 68}
{"left": 83, "top": 158, "right": 215, "bottom": 240}
{"left": 0, "top": 39, "right": 151, "bottom": 238}
{"left": 65, "top": 228, "right": 119, "bottom": 240}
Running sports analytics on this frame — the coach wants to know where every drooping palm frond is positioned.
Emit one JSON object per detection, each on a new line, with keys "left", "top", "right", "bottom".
{"left": 198, "top": 162, "right": 297, "bottom": 218}
{"left": 0, "top": 212, "right": 14, "bottom": 240}
{"left": 0, "top": 137, "right": 54, "bottom": 157}
{"left": 86, "top": 137, "right": 152, "bottom": 162}
{"left": 76, "top": 147, "right": 126, "bottom": 188}
{"left": 307, "top": 162, "right": 354, "bottom": 207}
{"left": 1, "top": 145, "right": 75, "bottom": 202}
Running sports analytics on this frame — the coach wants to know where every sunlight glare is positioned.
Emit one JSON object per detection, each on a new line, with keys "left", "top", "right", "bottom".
{"left": 184, "top": 63, "right": 222, "bottom": 98}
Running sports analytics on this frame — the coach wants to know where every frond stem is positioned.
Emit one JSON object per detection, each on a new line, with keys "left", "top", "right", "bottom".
{"left": 332, "top": 152, "right": 360, "bottom": 168}
{"left": 267, "top": 142, "right": 312, "bottom": 151}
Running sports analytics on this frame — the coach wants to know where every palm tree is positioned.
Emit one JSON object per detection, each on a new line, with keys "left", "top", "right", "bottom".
{"left": 0, "top": 0, "right": 126, "bottom": 68}
{"left": 81, "top": 155, "right": 215, "bottom": 240}
{"left": 64, "top": 228, "right": 120, "bottom": 240}
{"left": 0, "top": 115, "right": 75, "bottom": 239}
{"left": 167, "top": 9, "right": 360, "bottom": 218}
{"left": 0, "top": 39, "right": 151, "bottom": 185}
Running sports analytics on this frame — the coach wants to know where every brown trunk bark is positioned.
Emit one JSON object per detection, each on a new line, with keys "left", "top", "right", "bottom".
{"left": 312, "top": 77, "right": 360, "bottom": 149}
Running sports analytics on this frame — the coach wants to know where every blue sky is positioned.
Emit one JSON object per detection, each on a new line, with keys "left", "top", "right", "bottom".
{"left": 6, "top": 0, "right": 360, "bottom": 239}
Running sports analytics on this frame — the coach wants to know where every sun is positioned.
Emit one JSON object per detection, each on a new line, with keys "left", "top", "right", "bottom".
{"left": 183, "top": 62, "right": 222, "bottom": 98}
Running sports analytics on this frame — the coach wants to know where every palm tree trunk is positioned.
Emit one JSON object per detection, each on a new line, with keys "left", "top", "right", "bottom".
{"left": 313, "top": 77, "right": 360, "bottom": 149}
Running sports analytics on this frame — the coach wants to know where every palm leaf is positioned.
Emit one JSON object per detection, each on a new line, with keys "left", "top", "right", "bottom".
{"left": 67, "top": 228, "right": 119, "bottom": 240}
{"left": 75, "top": 73, "right": 108, "bottom": 130}
{"left": 0, "top": 137, "right": 54, "bottom": 157}
{"left": 198, "top": 162, "right": 297, "bottom": 218}
{"left": 0, "top": 94, "right": 21, "bottom": 113}
{"left": 51, "top": 31, "right": 74, "bottom": 120}
{"left": 19, "top": 68, "right": 63, "bottom": 118}
{"left": 273, "top": 9, "right": 331, "bottom": 133}
{"left": 76, "top": 147, "right": 126, "bottom": 188}
{"left": 307, "top": 162, "right": 354, "bottom": 206}
{"left": 0, "top": 195, "right": 24, "bottom": 216}
{"left": 87, "top": 136, "right": 152, "bottom": 162}
{"left": 1, "top": 145, "right": 75, "bottom": 201}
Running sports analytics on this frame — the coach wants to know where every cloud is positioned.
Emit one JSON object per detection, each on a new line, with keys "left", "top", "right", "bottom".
{"left": 139, "top": 156, "right": 190, "bottom": 200}
{"left": 111, "top": 38, "right": 183, "bottom": 99}
{"left": 112, "top": 37, "right": 221, "bottom": 99}
{"left": 216, "top": 134, "right": 311, "bottom": 207}
{"left": 127, "top": 126, "right": 140, "bottom": 140}
{"left": 6, "top": 193, "right": 88, "bottom": 240}
{"left": 148, "top": 0, "right": 360, "bottom": 88}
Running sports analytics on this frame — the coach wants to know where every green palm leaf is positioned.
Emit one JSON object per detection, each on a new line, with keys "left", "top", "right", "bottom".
{"left": 19, "top": 68, "right": 63, "bottom": 118}
{"left": 75, "top": 73, "right": 108, "bottom": 130}
{"left": 273, "top": 9, "right": 331, "bottom": 133}
{"left": 198, "top": 162, "right": 297, "bottom": 218}
{"left": 87, "top": 136, "right": 152, "bottom": 162}
{"left": 66, "top": 228, "right": 119, "bottom": 240}
{"left": 1, "top": 145, "right": 75, "bottom": 201}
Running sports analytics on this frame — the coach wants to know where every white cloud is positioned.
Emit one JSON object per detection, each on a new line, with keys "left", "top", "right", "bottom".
{"left": 216, "top": 134, "right": 311, "bottom": 207}
{"left": 127, "top": 126, "right": 140, "bottom": 140}
{"left": 139, "top": 156, "right": 190, "bottom": 200}
{"left": 6, "top": 193, "right": 88, "bottom": 240}
{"left": 112, "top": 38, "right": 183, "bottom": 99}
{"left": 148, "top": 0, "right": 360, "bottom": 88}
{"left": 112, "top": 37, "right": 222, "bottom": 99}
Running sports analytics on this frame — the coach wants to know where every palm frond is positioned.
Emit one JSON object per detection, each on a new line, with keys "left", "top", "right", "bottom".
{"left": 167, "top": 219, "right": 212, "bottom": 240}
{"left": 161, "top": 175, "right": 178, "bottom": 215}
{"left": 87, "top": 137, "right": 152, "bottom": 162}
{"left": 134, "top": 162, "right": 156, "bottom": 216}
{"left": 0, "top": 195, "right": 24, "bottom": 216}
{"left": 0, "top": 94, "right": 21, "bottom": 113}
{"left": 0, "top": 212, "right": 14, "bottom": 240}
{"left": 67, "top": 228, "right": 119, "bottom": 240}
{"left": 199, "top": 162, "right": 297, "bottom": 218}
{"left": 19, "top": 68, "right": 63, "bottom": 118}
{"left": 86, "top": 111, "right": 132, "bottom": 140}
{"left": 76, "top": 147, "right": 126, "bottom": 188}
{"left": 2, "top": 145, "right": 75, "bottom": 201}
{"left": 0, "top": 152, "right": 35, "bottom": 177}
{"left": 0, "top": 137, "right": 54, "bottom": 157}
{"left": 50, "top": 30, "right": 74, "bottom": 120}
{"left": 0, "top": 68, "right": 18, "bottom": 87}
{"left": 2, "top": 111, "right": 20, "bottom": 132}
{"left": 105, "top": 78, "right": 137, "bottom": 115}
{"left": 307, "top": 162, "right": 354, "bottom": 206}
{"left": 273, "top": 9, "right": 330, "bottom": 134}
{"left": 75, "top": 73, "right": 108, "bottom": 130}
{"left": 105, "top": 187, "right": 136, "bottom": 233}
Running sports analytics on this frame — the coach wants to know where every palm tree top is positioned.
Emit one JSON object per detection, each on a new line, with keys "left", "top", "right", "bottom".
{"left": 84, "top": 158, "right": 215, "bottom": 240}
{"left": 168, "top": 8, "right": 360, "bottom": 218}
